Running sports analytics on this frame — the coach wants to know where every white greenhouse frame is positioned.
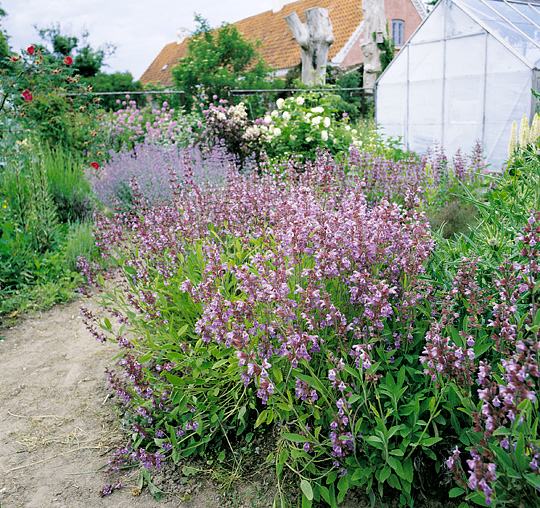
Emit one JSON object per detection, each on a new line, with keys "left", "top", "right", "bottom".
{"left": 376, "top": 0, "right": 540, "bottom": 170}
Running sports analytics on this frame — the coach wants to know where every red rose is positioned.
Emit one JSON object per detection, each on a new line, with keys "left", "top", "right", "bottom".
{"left": 27, "top": 46, "right": 35, "bottom": 56}
{"left": 90, "top": 162, "right": 100, "bottom": 170}
{"left": 63, "top": 56, "right": 73, "bottom": 66}
{"left": 11, "top": 55, "right": 20, "bottom": 62}
{"left": 22, "top": 90, "right": 33, "bottom": 102}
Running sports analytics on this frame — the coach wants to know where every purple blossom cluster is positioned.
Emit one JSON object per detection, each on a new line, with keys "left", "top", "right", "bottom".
{"left": 105, "top": 99, "right": 201, "bottom": 149}
{"left": 426, "top": 214, "right": 540, "bottom": 505}
{"left": 420, "top": 322, "right": 476, "bottom": 387}
{"left": 347, "top": 140, "right": 487, "bottom": 205}
{"left": 88, "top": 150, "right": 436, "bottom": 476}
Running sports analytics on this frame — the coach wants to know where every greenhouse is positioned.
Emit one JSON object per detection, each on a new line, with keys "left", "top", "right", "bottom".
{"left": 376, "top": 0, "right": 540, "bottom": 170}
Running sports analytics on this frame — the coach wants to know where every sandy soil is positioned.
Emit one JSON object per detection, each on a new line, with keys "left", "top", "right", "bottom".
{"left": 0, "top": 294, "right": 275, "bottom": 508}
{"left": 0, "top": 294, "right": 455, "bottom": 508}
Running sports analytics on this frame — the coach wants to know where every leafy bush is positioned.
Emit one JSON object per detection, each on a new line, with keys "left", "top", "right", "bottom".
{"left": 81, "top": 72, "right": 144, "bottom": 111}
{"left": 419, "top": 126, "right": 540, "bottom": 507}
{"left": 348, "top": 141, "right": 487, "bottom": 209}
{"left": 200, "top": 99, "right": 269, "bottom": 167}
{"left": 171, "top": 15, "right": 274, "bottom": 112}
{"left": 1, "top": 45, "right": 105, "bottom": 153}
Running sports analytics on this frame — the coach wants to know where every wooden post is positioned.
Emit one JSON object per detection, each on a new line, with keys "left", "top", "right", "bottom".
{"left": 360, "top": 0, "right": 388, "bottom": 90}
{"left": 285, "top": 8, "right": 335, "bottom": 86}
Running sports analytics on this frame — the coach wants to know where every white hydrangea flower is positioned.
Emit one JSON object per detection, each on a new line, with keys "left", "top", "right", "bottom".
{"left": 323, "top": 117, "right": 331, "bottom": 128}
{"left": 290, "top": 134, "right": 297, "bottom": 141}
{"left": 264, "top": 115, "right": 272, "bottom": 124}
{"left": 312, "top": 116, "right": 322, "bottom": 126}
{"left": 352, "top": 129, "right": 358, "bottom": 134}
{"left": 271, "top": 110, "right": 279, "bottom": 118}
{"left": 321, "top": 130, "right": 328, "bottom": 141}
{"left": 274, "top": 127, "right": 282, "bottom": 136}
{"left": 345, "top": 125, "right": 351, "bottom": 131}
{"left": 283, "top": 111, "right": 291, "bottom": 121}
{"left": 296, "top": 97, "right": 304, "bottom": 106}
{"left": 306, "top": 136, "right": 312, "bottom": 142}
{"left": 276, "top": 98, "right": 285, "bottom": 109}
{"left": 311, "top": 106, "right": 324, "bottom": 114}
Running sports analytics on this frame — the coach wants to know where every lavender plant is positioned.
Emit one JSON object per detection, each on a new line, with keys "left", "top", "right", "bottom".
{"left": 87, "top": 141, "right": 234, "bottom": 209}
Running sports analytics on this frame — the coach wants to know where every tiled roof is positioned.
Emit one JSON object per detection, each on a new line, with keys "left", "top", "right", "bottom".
{"left": 140, "top": 0, "right": 363, "bottom": 87}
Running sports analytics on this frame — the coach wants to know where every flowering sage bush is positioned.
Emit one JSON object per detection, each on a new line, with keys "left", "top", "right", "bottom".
{"left": 84, "top": 152, "right": 455, "bottom": 506}
{"left": 348, "top": 141, "right": 487, "bottom": 208}
{"left": 422, "top": 224, "right": 540, "bottom": 507}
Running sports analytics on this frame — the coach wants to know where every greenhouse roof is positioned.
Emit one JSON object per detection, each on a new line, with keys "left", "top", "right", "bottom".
{"left": 456, "top": 0, "right": 540, "bottom": 67}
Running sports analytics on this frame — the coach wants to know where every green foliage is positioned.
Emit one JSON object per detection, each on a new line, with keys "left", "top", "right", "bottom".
{"left": 38, "top": 144, "right": 95, "bottom": 223}
{"left": 0, "top": 141, "right": 99, "bottom": 318}
{"left": 377, "top": 33, "right": 395, "bottom": 73}
{"left": 0, "top": 6, "right": 10, "bottom": 64}
{"left": 81, "top": 72, "right": 144, "bottom": 111}
{"left": 171, "top": 15, "right": 272, "bottom": 111}
{"left": 327, "top": 68, "right": 373, "bottom": 121}
{"left": 1, "top": 45, "right": 106, "bottom": 153}
{"left": 423, "top": 132, "right": 540, "bottom": 507}
{"left": 37, "top": 24, "right": 115, "bottom": 77}
{"left": 64, "top": 221, "right": 97, "bottom": 273}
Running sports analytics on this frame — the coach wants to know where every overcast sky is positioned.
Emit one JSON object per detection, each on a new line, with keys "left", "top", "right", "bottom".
{"left": 1, "top": 0, "right": 276, "bottom": 80}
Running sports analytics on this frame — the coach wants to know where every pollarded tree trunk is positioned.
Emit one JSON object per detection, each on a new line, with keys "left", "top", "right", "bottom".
{"left": 360, "top": 0, "right": 387, "bottom": 90}
{"left": 285, "top": 8, "right": 334, "bottom": 86}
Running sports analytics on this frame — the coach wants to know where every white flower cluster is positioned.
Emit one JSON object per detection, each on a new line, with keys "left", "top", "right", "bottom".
{"left": 509, "top": 113, "right": 540, "bottom": 157}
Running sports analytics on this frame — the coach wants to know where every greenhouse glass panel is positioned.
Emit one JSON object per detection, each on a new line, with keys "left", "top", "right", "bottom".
{"left": 444, "top": 124, "right": 483, "bottom": 157}
{"left": 445, "top": 76, "right": 484, "bottom": 121}
{"left": 444, "top": 34, "right": 486, "bottom": 142}
{"left": 488, "top": 1, "right": 540, "bottom": 44}
{"left": 446, "top": 1, "right": 485, "bottom": 38}
{"left": 458, "top": 0, "right": 540, "bottom": 64}
{"left": 379, "top": 46, "right": 408, "bottom": 84}
{"left": 514, "top": 3, "right": 540, "bottom": 28}
{"left": 445, "top": 33, "right": 486, "bottom": 77}
{"left": 482, "top": 34, "right": 531, "bottom": 168}
{"left": 409, "top": 80, "right": 443, "bottom": 128}
{"left": 409, "top": 125, "right": 444, "bottom": 153}
{"left": 376, "top": 83, "right": 407, "bottom": 138}
{"left": 409, "top": 42, "right": 444, "bottom": 81}
{"left": 411, "top": 3, "right": 446, "bottom": 43}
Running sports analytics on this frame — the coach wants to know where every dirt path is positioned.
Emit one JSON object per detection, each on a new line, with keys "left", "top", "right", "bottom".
{"left": 0, "top": 294, "right": 236, "bottom": 508}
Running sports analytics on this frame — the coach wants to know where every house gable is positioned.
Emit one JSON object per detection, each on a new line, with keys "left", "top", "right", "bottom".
{"left": 140, "top": 0, "right": 425, "bottom": 87}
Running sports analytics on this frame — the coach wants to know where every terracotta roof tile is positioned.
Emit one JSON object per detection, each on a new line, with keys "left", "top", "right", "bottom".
{"left": 140, "top": 0, "right": 363, "bottom": 87}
